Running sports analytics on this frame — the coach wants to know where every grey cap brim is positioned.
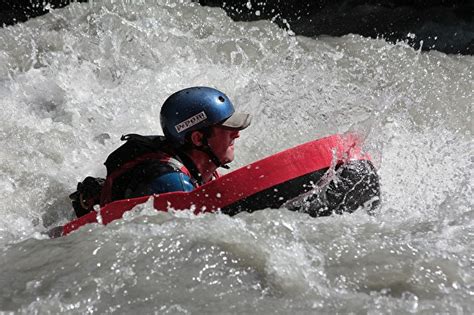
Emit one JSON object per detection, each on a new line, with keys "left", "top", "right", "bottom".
{"left": 221, "top": 112, "right": 251, "bottom": 130}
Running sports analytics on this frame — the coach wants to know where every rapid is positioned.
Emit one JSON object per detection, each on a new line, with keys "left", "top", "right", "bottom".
{"left": 0, "top": 0, "right": 472, "bottom": 313}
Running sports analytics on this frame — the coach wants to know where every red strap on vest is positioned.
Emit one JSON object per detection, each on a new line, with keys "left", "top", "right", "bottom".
{"left": 100, "top": 152, "right": 192, "bottom": 206}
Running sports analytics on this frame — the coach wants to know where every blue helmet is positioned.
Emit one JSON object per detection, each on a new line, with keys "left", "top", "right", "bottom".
{"left": 160, "top": 87, "right": 251, "bottom": 146}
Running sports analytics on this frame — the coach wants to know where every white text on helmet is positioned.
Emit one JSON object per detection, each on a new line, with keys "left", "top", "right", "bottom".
{"left": 175, "top": 111, "right": 208, "bottom": 133}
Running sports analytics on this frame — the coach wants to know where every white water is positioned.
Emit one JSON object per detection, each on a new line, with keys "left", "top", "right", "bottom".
{"left": 0, "top": 0, "right": 472, "bottom": 313}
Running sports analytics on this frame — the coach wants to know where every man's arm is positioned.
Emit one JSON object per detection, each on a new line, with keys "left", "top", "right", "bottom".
{"left": 146, "top": 171, "right": 195, "bottom": 194}
{"left": 124, "top": 162, "right": 196, "bottom": 199}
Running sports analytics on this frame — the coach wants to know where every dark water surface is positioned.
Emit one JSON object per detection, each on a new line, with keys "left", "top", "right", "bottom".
{"left": 0, "top": 1, "right": 472, "bottom": 313}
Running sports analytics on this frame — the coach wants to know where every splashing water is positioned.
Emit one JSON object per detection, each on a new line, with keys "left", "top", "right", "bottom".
{"left": 0, "top": 0, "right": 472, "bottom": 313}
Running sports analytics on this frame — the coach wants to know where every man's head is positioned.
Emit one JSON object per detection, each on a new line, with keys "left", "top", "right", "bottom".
{"left": 160, "top": 86, "right": 251, "bottom": 167}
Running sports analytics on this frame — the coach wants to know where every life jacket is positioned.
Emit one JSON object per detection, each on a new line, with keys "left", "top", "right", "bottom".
{"left": 100, "top": 134, "right": 196, "bottom": 206}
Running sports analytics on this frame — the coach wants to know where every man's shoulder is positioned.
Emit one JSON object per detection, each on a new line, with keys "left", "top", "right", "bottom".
{"left": 136, "top": 159, "right": 184, "bottom": 178}
{"left": 148, "top": 171, "right": 195, "bottom": 193}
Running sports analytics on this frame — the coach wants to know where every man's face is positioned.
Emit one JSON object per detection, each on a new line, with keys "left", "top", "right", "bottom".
{"left": 207, "top": 125, "right": 241, "bottom": 164}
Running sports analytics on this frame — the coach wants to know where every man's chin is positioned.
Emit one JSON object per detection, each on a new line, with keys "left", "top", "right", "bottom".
{"left": 222, "top": 155, "right": 234, "bottom": 164}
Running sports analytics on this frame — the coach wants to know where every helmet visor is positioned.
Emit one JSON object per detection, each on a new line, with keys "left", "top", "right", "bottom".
{"left": 220, "top": 112, "right": 251, "bottom": 130}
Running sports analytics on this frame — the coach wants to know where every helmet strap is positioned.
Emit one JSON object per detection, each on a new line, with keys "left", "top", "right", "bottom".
{"left": 191, "top": 129, "right": 230, "bottom": 169}
{"left": 196, "top": 138, "right": 230, "bottom": 170}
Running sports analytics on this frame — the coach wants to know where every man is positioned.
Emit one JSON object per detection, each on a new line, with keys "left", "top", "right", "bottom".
{"left": 70, "top": 86, "right": 251, "bottom": 218}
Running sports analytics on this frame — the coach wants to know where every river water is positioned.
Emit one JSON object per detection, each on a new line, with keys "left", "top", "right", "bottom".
{"left": 0, "top": 0, "right": 472, "bottom": 313}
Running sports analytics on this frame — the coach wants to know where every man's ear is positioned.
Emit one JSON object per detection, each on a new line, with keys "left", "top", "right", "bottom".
{"left": 190, "top": 130, "right": 204, "bottom": 146}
